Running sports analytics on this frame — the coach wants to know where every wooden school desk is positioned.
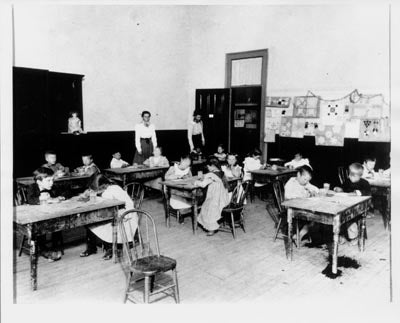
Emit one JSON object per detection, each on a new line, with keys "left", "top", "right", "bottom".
{"left": 282, "top": 195, "right": 371, "bottom": 275}
{"left": 15, "top": 173, "right": 92, "bottom": 201}
{"left": 103, "top": 165, "right": 169, "bottom": 187}
{"left": 161, "top": 176, "right": 241, "bottom": 234}
{"left": 249, "top": 167, "right": 297, "bottom": 184}
{"left": 367, "top": 177, "right": 391, "bottom": 229}
{"left": 14, "top": 197, "right": 125, "bottom": 291}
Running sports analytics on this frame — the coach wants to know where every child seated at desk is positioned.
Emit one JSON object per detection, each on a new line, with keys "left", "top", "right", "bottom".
{"left": 75, "top": 153, "right": 101, "bottom": 190}
{"left": 80, "top": 175, "right": 137, "bottom": 260}
{"left": 195, "top": 157, "right": 230, "bottom": 236}
{"left": 284, "top": 152, "right": 312, "bottom": 169}
{"left": 214, "top": 144, "right": 227, "bottom": 163}
{"left": 26, "top": 167, "right": 65, "bottom": 262}
{"left": 334, "top": 163, "right": 371, "bottom": 245}
{"left": 110, "top": 151, "right": 129, "bottom": 168}
{"left": 222, "top": 153, "right": 242, "bottom": 178}
{"left": 243, "top": 148, "right": 266, "bottom": 187}
{"left": 143, "top": 146, "right": 169, "bottom": 168}
{"left": 143, "top": 147, "right": 170, "bottom": 191}
{"left": 362, "top": 156, "right": 376, "bottom": 179}
{"left": 284, "top": 165, "right": 319, "bottom": 243}
{"left": 165, "top": 154, "right": 193, "bottom": 210}
{"left": 42, "top": 150, "right": 67, "bottom": 176}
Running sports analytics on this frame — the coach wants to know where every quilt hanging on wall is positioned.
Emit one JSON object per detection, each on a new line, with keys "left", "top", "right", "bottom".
{"left": 290, "top": 118, "right": 305, "bottom": 138}
{"left": 303, "top": 119, "right": 320, "bottom": 136}
{"left": 266, "top": 96, "right": 291, "bottom": 108}
{"left": 279, "top": 117, "right": 292, "bottom": 137}
{"left": 359, "top": 118, "right": 390, "bottom": 142}
{"left": 315, "top": 124, "right": 345, "bottom": 146}
{"left": 293, "top": 96, "right": 320, "bottom": 118}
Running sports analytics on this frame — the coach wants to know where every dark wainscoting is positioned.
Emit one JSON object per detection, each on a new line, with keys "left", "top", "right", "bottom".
{"left": 267, "top": 135, "right": 391, "bottom": 187}
{"left": 14, "top": 130, "right": 391, "bottom": 189}
{"left": 13, "top": 130, "right": 189, "bottom": 178}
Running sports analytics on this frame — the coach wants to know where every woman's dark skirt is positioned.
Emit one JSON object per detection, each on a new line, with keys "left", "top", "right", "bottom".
{"left": 192, "top": 134, "right": 203, "bottom": 150}
{"left": 133, "top": 138, "right": 153, "bottom": 164}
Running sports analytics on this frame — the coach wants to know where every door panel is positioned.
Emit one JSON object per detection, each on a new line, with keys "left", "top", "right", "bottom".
{"left": 195, "top": 88, "right": 230, "bottom": 155}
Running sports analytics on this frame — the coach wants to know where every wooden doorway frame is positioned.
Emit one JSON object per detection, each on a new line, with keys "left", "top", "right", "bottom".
{"left": 225, "top": 49, "right": 268, "bottom": 160}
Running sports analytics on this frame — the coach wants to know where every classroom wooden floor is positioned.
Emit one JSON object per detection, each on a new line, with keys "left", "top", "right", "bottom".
{"left": 14, "top": 195, "right": 391, "bottom": 304}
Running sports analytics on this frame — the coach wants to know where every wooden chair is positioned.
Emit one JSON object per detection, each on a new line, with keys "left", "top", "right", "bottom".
{"left": 338, "top": 166, "right": 349, "bottom": 185}
{"left": 269, "top": 180, "right": 300, "bottom": 246}
{"left": 123, "top": 182, "right": 145, "bottom": 209}
{"left": 119, "top": 209, "right": 179, "bottom": 304}
{"left": 270, "top": 179, "right": 288, "bottom": 242}
{"left": 219, "top": 181, "right": 249, "bottom": 239}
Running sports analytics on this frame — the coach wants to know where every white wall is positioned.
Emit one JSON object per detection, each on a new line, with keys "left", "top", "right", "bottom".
{"left": 187, "top": 5, "right": 390, "bottom": 107}
{"left": 14, "top": 5, "right": 192, "bottom": 131}
{"left": 13, "top": 5, "right": 390, "bottom": 131}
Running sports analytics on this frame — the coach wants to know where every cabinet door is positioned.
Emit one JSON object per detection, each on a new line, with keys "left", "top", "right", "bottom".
{"left": 48, "top": 72, "right": 84, "bottom": 134}
{"left": 13, "top": 67, "right": 48, "bottom": 137}
{"left": 195, "top": 88, "right": 230, "bottom": 154}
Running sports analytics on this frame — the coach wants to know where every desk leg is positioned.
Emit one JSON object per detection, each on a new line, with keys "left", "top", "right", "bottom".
{"left": 27, "top": 225, "right": 38, "bottom": 291}
{"left": 360, "top": 210, "right": 367, "bottom": 252}
{"left": 332, "top": 214, "right": 340, "bottom": 275}
{"left": 192, "top": 193, "right": 198, "bottom": 235}
{"left": 112, "top": 209, "right": 118, "bottom": 264}
{"left": 287, "top": 208, "right": 293, "bottom": 261}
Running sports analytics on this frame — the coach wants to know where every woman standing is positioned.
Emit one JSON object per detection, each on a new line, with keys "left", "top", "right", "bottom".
{"left": 133, "top": 110, "right": 157, "bottom": 164}
{"left": 188, "top": 110, "right": 205, "bottom": 152}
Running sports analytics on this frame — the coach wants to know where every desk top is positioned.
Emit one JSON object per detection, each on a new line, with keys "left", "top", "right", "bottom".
{"left": 14, "top": 197, "right": 125, "bottom": 225}
{"left": 367, "top": 177, "right": 391, "bottom": 188}
{"left": 104, "top": 165, "right": 169, "bottom": 174}
{"left": 161, "top": 176, "right": 240, "bottom": 190}
{"left": 249, "top": 167, "right": 297, "bottom": 177}
{"left": 16, "top": 173, "right": 91, "bottom": 186}
{"left": 282, "top": 195, "right": 371, "bottom": 215}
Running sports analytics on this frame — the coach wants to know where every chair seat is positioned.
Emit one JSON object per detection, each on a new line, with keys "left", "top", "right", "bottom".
{"left": 222, "top": 205, "right": 244, "bottom": 213}
{"left": 131, "top": 255, "right": 177, "bottom": 275}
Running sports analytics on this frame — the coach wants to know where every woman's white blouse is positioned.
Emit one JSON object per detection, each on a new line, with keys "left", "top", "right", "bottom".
{"left": 135, "top": 123, "right": 157, "bottom": 151}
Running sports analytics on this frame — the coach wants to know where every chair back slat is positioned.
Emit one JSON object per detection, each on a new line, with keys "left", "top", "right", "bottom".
{"left": 123, "top": 182, "right": 145, "bottom": 209}
{"left": 227, "top": 181, "right": 249, "bottom": 208}
{"left": 272, "top": 180, "right": 285, "bottom": 213}
{"left": 338, "top": 166, "right": 349, "bottom": 185}
{"left": 118, "top": 209, "right": 160, "bottom": 267}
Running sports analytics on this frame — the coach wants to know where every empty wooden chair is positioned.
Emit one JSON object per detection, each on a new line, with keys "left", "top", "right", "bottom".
{"left": 123, "top": 182, "right": 145, "bottom": 209}
{"left": 119, "top": 209, "right": 179, "bottom": 304}
{"left": 270, "top": 179, "right": 287, "bottom": 242}
{"left": 219, "top": 181, "right": 249, "bottom": 239}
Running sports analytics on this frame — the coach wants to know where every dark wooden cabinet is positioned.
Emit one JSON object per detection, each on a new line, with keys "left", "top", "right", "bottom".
{"left": 13, "top": 67, "right": 84, "bottom": 135}
{"left": 195, "top": 86, "right": 261, "bottom": 156}
{"left": 13, "top": 67, "right": 84, "bottom": 177}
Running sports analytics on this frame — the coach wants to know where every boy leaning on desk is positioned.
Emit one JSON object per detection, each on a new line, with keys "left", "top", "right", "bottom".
{"left": 26, "top": 167, "right": 67, "bottom": 262}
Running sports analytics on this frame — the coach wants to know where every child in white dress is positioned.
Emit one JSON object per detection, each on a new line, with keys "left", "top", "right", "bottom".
{"left": 164, "top": 154, "right": 192, "bottom": 209}
{"left": 68, "top": 111, "right": 83, "bottom": 134}
{"left": 284, "top": 152, "right": 311, "bottom": 169}
{"left": 143, "top": 147, "right": 170, "bottom": 190}
{"left": 110, "top": 152, "right": 130, "bottom": 168}
{"left": 80, "top": 175, "right": 137, "bottom": 260}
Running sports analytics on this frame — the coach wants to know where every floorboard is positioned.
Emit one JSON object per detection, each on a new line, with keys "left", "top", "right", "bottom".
{"left": 14, "top": 196, "right": 390, "bottom": 303}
